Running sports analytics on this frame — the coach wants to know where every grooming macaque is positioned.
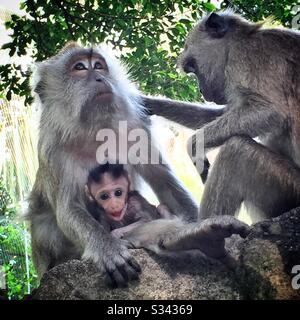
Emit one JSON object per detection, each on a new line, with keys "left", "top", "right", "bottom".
{"left": 85, "top": 163, "right": 173, "bottom": 238}
{"left": 28, "top": 42, "right": 202, "bottom": 287}
{"left": 144, "top": 11, "right": 300, "bottom": 221}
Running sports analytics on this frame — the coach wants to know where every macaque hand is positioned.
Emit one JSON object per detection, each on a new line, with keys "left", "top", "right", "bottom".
{"left": 111, "top": 228, "right": 126, "bottom": 239}
{"left": 83, "top": 237, "right": 141, "bottom": 288}
{"left": 187, "top": 133, "right": 210, "bottom": 181}
{"left": 156, "top": 204, "right": 174, "bottom": 219}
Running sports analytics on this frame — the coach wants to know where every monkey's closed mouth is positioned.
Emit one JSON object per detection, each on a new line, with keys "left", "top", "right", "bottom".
{"left": 95, "top": 92, "right": 113, "bottom": 99}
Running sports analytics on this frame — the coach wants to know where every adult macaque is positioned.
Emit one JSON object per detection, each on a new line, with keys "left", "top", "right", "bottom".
{"left": 27, "top": 42, "right": 201, "bottom": 288}
{"left": 85, "top": 163, "right": 173, "bottom": 238}
{"left": 143, "top": 11, "right": 300, "bottom": 221}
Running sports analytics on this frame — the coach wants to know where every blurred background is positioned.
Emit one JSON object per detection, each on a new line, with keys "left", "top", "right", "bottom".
{"left": 0, "top": 0, "right": 299, "bottom": 299}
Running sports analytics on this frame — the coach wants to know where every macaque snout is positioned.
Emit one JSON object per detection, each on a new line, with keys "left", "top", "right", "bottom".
{"left": 103, "top": 199, "right": 127, "bottom": 221}
{"left": 106, "top": 199, "right": 125, "bottom": 212}
{"left": 93, "top": 81, "right": 114, "bottom": 103}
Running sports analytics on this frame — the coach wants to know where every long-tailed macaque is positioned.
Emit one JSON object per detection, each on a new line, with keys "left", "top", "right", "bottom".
{"left": 85, "top": 163, "right": 173, "bottom": 238}
{"left": 27, "top": 42, "right": 200, "bottom": 288}
{"left": 143, "top": 11, "right": 300, "bottom": 222}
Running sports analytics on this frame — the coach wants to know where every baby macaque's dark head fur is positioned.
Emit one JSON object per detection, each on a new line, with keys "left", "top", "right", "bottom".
{"left": 87, "top": 163, "right": 129, "bottom": 186}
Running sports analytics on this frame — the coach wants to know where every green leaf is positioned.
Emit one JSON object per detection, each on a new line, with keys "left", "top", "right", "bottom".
{"left": 203, "top": 3, "right": 216, "bottom": 12}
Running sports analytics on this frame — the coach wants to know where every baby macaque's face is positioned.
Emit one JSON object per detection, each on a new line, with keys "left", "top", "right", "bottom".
{"left": 89, "top": 173, "right": 129, "bottom": 221}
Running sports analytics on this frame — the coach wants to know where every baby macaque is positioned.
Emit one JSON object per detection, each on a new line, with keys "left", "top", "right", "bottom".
{"left": 85, "top": 163, "right": 173, "bottom": 238}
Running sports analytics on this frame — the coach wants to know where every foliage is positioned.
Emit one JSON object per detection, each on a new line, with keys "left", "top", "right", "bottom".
{"left": 0, "top": 176, "right": 14, "bottom": 217}
{"left": 0, "top": 0, "right": 219, "bottom": 105}
{"left": 0, "top": 177, "right": 37, "bottom": 300}
{"left": 223, "top": 0, "right": 299, "bottom": 27}
{"left": 0, "top": 221, "right": 38, "bottom": 299}
{"left": 0, "top": 98, "right": 39, "bottom": 205}
{"left": 1, "top": 0, "right": 298, "bottom": 105}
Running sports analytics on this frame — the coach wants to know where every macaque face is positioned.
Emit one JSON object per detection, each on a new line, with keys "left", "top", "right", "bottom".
{"left": 89, "top": 173, "right": 129, "bottom": 221}
{"left": 67, "top": 51, "right": 114, "bottom": 105}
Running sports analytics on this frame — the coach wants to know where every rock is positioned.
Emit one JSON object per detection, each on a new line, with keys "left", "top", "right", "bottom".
{"left": 33, "top": 207, "right": 300, "bottom": 300}
{"left": 238, "top": 208, "right": 300, "bottom": 299}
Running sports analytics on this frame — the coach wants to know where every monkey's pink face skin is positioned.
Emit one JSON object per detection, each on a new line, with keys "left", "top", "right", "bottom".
{"left": 90, "top": 173, "right": 129, "bottom": 221}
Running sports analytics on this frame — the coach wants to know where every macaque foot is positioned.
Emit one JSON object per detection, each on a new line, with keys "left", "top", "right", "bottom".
{"left": 163, "top": 215, "right": 250, "bottom": 261}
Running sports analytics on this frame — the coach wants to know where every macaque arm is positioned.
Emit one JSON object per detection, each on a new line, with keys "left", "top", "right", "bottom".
{"left": 135, "top": 162, "right": 198, "bottom": 222}
{"left": 111, "top": 221, "right": 145, "bottom": 239}
{"left": 56, "top": 198, "right": 106, "bottom": 249}
{"left": 188, "top": 94, "right": 285, "bottom": 176}
{"left": 190, "top": 93, "right": 284, "bottom": 152}
{"left": 56, "top": 187, "right": 141, "bottom": 287}
{"left": 142, "top": 95, "right": 225, "bottom": 130}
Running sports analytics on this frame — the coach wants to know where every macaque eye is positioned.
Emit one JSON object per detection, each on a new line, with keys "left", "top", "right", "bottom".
{"left": 114, "top": 189, "right": 123, "bottom": 197}
{"left": 74, "top": 62, "right": 86, "bottom": 70}
{"left": 99, "top": 193, "right": 109, "bottom": 201}
{"left": 94, "top": 62, "right": 103, "bottom": 70}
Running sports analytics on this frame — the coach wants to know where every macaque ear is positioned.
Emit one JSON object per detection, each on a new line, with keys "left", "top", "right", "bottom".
{"left": 58, "top": 41, "right": 80, "bottom": 54}
{"left": 84, "top": 185, "right": 94, "bottom": 202}
{"left": 34, "top": 80, "right": 46, "bottom": 102}
{"left": 128, "top": 178, "right": 133, "bottom": 191}
{"left": 205, "top": 13, "right": 229, "bottom": 38}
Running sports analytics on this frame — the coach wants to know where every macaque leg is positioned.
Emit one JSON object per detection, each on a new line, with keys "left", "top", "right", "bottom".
{"left": 30, "top": 208, "right": 79, "bottom": 278}
{"left": 163, "top": 216, "right": 250, "bottom": 259}
{"left": 31, "top": 240, "right": 52, "bottom": 278}
{"left": 200, "top": 136, "right": 300, "bottom": 219}
{"left": 123, "top": 215, "right": 250, "bottom": 263}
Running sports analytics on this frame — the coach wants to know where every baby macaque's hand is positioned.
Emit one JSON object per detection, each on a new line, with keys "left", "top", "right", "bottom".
{"left": 111, "top": 228, "right": 126, "bottom": 239}
{"left": 127, "top": 193, "right": 143, "bottom": 213}
{"left": 157, "top": 204, "right": 173, "bottom": 219}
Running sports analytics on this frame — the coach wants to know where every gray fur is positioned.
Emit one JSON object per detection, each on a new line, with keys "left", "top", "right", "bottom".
{"left": 27, "top": 43, "right": 198, "bottom": 287}
{"left": 144, "top": 11, "right": 300, "bottom": 220}
{"left": 124, "top": 215, "right": 249, "bottom": 266}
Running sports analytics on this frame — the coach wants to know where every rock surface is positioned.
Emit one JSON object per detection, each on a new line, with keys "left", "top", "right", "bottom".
{"left": 33, "top": 207, "right": 300, "bottom": 300}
